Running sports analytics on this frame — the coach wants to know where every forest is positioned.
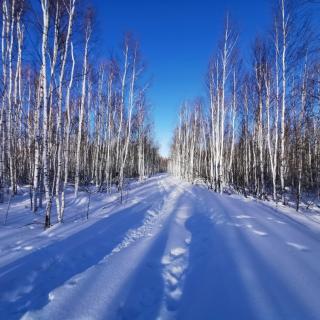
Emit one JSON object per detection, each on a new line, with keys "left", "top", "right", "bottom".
{"left": 0, "top": 0, "right": 165, "bottom": 228}
{"left": 169, "top": 1, "right": 320, "bottom": 211}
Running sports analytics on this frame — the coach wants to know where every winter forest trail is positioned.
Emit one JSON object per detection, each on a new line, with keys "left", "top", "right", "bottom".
{"left": 1, "top": 175, "right": 320, "bottom": 320}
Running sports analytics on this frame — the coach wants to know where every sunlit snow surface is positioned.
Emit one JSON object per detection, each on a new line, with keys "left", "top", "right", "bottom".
{"left": 1, "top": 174, "right": 320, "bottom": 320}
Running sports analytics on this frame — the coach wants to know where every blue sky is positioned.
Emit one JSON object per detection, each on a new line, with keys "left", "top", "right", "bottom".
{"left": 91, "top": 0, "right": 270, "bottom": 156}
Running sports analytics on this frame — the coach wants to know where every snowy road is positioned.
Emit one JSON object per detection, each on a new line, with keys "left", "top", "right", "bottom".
{"left": 1, "top": 175, "right": 320, "bottom": 320}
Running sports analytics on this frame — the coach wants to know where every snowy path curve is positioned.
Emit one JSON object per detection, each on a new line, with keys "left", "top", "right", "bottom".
{"left": 1, "top": 174, "right": 320, "bottom": 320}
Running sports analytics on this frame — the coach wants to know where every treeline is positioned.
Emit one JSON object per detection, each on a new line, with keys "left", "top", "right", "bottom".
{"left": 169, "top": 0, "right": 320, "bottom": 210}
{"left": 0, "top": 0, "right": 164, "bottom": 227}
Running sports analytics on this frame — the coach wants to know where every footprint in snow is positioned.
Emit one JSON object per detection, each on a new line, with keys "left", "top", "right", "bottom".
{"left": 166, "top": 288, "right": 183, "bottom": 311}
{"left": 170, "top": 247, "right": 186, "bottom": 258}
{"left": 162, "top": 246, "right": 189, "bottom": 312}
{"left": 161, "top": 255, "right": 171, "bottom": 265}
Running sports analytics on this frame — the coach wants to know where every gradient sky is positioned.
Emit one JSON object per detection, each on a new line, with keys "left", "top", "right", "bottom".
{"left": 91, "top": 0, "right": 271, "bottom": 156}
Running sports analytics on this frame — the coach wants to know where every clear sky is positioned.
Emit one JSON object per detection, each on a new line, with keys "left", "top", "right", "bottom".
{"left": 91, "top": 0, "right": 271, "bottom": 157}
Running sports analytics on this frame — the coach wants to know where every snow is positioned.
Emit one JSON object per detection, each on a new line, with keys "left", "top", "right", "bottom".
{"left": 1, "top": 174, "right": 320, "bottom": 320}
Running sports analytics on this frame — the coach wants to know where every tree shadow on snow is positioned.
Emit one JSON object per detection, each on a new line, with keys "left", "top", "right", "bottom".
{"left": 227, "top": 220, "right": 320, "bottom": 320}
{"left": 177, "top": 211, "right": 257, "bottom": 320}
{"left": 104, "top": 193, "right": 183, "bottom": 320}
{"left": 178, "top": 202, "right": 319, "bottom": 320}
{"left": 0, "top": 202, "right": 149, "bottom": 319}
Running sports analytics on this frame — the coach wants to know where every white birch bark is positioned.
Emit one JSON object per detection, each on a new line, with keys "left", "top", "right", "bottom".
{"left": 55, "top": 0, "right": 76, "bottom": 222}
{"left": 75, "top": 22, "right": 91, "bottom": 198}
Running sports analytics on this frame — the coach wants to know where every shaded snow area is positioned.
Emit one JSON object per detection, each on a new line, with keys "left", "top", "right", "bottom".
{"left": 1, "top": 174, "right": 320, "bottom": 320}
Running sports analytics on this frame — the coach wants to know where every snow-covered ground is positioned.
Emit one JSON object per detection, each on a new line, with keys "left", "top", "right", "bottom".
{"left": 1, "top": 174, "right": 320, "bottom": 320}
